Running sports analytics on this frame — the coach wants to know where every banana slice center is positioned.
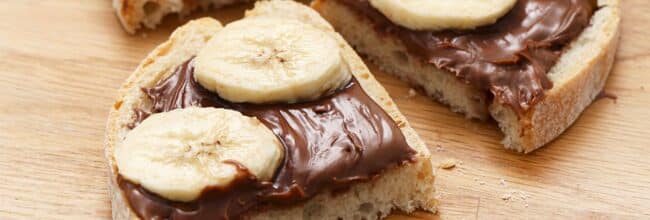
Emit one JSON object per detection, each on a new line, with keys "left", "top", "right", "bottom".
{"left": 194, "top": 17, "right": 350, "bottom": 104}
{"left": 115, "top": 107, "right": 284, "bottom": 202}
{"left": 369, "top": 0, "right": 517, "bottom": 30}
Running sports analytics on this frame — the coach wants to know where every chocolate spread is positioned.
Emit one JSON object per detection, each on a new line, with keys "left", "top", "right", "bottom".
{"left": 119, "top": 59, "right": 417, "bottom": 219}
{"left": 337, "top": 0, "right": 596, "bottom": 115}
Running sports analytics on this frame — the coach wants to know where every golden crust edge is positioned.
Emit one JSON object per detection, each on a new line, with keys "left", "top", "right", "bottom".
{"left": 112, "top": 0, "right": 250, "bottom": 34}
{"left": 492, "top": 0, "right": 621, "bottom": 153}
{"left": 314, "top": 0, "right": 621, "bottom": 153}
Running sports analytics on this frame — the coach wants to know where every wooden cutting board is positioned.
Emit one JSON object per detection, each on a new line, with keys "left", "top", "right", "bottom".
{"left": 1, "top": 0, "right": 648, "bottom": 219}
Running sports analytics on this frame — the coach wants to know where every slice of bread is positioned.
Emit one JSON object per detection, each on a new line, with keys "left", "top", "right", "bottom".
{"left": 105, "top": 1, "right": 436, "bottom": 219}
{"left": 113, "top": 0, "right": 250, "bottom": 33}
{"left": 314, "top": 0, "right": 621, "bottom": 153}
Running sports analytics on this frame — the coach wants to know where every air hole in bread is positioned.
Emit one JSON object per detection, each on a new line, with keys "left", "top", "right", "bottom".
{"left": 143, "top": 1, "right": 160, "bottom": 16}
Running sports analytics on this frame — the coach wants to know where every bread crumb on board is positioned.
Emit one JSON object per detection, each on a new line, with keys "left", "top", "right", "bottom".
{"left": 501, "top": 193, "right": 512, "bottom": 201}
{"left": 406, "top": 88, "right": 417, "bottom": 98}
{"left": 501, "top": 188, "right": 532, "bottom": 207}
{"left": 439, "top": 158, "right": 457, "bottom": 169}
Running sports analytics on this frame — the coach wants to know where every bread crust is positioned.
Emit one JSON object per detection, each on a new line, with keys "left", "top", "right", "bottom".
{"left": 493, "top": 0, "right": 621, "bottom": 152}
{"left": 105, "top": 1, "right": 436, "bottom": 219}
{"left": 113, "top": 0, "right": 249, "bottom": 33}
{"left": 314, "top": 0, "right": 621, "bottom": 153}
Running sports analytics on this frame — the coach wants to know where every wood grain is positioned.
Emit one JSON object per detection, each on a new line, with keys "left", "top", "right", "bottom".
{"left": 0, "top": 0, "right": 648, "bottom": 219}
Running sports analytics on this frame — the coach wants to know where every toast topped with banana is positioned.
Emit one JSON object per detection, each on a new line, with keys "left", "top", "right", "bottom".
{"left": 314, "top": 0, "right": 621, "bottom": 153}
{"left": 105, "top": 1, "right": 436, "bottom": 219}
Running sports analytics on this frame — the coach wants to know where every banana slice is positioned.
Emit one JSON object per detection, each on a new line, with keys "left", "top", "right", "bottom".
{"left": 194, "top": 17, "right": 350, "bottom": 104}
{"left": 115, "top": 107, "right": 284, "bottom": 202}
{"left": 369, "top": 0, "right": 517, "bottom": 30}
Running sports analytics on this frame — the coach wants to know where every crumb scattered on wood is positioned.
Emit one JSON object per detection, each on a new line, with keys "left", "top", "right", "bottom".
{"left": 500, "top": 188, "right": 532, "bottom": 208}
{"left": 406, "top": 88, "right": 417, "bottom": 98}
{"left": 439, "top": 158, "right": 457, "bottom": 169}
{"left": 513, "top": 190, "right": 531, "bottom": 200}
{"left": 499, "top": 179, "right": 507, "bottom": 186}
{"left": 435, "top": 144, "right": 443, "bottom": 152}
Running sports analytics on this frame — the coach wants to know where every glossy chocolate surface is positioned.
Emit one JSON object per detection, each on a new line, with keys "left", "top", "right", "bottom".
{"left": 120, "top": 58, "right": 417, "bottom": 219}
{"left": 337, "top": 0, "right": 596, "bottom": 114}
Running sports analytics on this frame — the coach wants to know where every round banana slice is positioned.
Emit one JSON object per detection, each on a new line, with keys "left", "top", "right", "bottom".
{"left": 114, "top": 107, "right": 284, "bottom": 202}
{"left": 369, "top": 0, "right": 517, "bottom": 30}
{"left": 194, "top": 17, "right": 350, "bottom": 104}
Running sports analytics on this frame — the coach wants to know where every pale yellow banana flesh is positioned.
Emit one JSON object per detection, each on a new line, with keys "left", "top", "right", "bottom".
{"left": 114, "top": 107, "right": 284, "bottom": 202}
{"left": 194, "top": 17, "right": 351, "bottom": 104}
{"left": 369, "top": 0, "right": 517, "bottom": 30}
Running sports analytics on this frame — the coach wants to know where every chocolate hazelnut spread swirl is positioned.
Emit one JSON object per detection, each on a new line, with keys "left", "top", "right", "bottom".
{"left": 119, "top": 59, "right": 417, "bottom": 220}
{"left": 337, "top": 0, "right": 596, "bottom": 115}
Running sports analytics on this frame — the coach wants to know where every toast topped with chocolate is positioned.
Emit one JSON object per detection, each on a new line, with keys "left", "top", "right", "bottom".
{"left": 314, "top": 0, "right": 621, "bottom": 153}
{"left": 105, "top": 1, "right": 436, "bottom": 219}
